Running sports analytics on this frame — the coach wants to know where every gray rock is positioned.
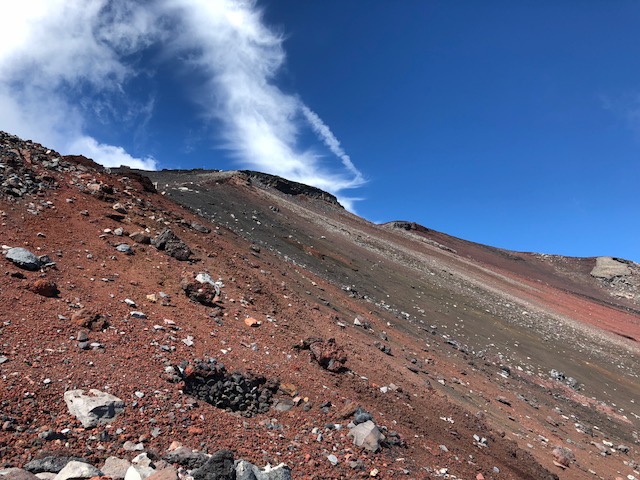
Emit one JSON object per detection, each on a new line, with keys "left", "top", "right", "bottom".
{"left": 153, "top": 229, "right": 191, "bottom": 261}
{"left": 101, "top": 457, "right": 131, "bottom": 480}
{"left": 327, "top": 455, "right": 338, "bottom": 466}
{"left": 192, "top": 450, "right": 235, "bottom": 480}
{"left": 590, "top": 257, "right": 632, "bottom": 279}
{"left": 123, "top": 441, "right": 145, "bottom": 451}
{"left": 25, "top": 456, "right": 88, "bottom": 474}
{"left": 235, "top": 461, "right": 291, "bottom": 480}
{"left": 163, "top": 447, "right": 209, "bottom": 470}
{"left": 348, "top": 420, "right": 385, "bottom": 452}
{"left": 63, "top": 389, "right": 125, "bottom": 428}
{"left": 116, "top": 244, "right": 133, "bottom": 254}
{"left": 6, "top": 247, "right": 41, "bottom": 271}
{"left": 53, "top": 461, "right": 101, "bottom": 480}
{"left": 272, "top": 398, "right": 294, "bottom": 412}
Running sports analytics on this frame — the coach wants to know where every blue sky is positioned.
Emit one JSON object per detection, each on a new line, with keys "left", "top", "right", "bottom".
{"left": 1, "top": 1, "right": 638, "bottom": 261}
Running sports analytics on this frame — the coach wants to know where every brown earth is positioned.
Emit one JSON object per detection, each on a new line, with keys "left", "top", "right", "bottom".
{"left": 0, "top": 131, "right": 638, "bottom": 479}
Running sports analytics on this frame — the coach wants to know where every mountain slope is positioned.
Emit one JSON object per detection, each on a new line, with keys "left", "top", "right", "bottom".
{"left": 0, "top": 132, "right": 638, "bottom": 479}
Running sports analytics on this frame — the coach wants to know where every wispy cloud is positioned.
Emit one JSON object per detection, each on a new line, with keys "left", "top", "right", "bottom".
{"left": 0, "top": 0, "right": 364, "bottom": 205}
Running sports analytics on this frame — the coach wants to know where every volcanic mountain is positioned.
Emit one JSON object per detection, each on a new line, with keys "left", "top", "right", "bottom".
{"left": 0, "top": 131, "right": 638, "bottom": 480}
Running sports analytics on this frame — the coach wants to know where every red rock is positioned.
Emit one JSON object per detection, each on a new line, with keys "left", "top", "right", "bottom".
{"left": 71, "top": 308, "right": 108, "bottom": 331}
{"left": 29, "top": 279, "right": 59, "bottom": 297}
{"left": 308, "top": 338, "right": 347, "bottom": 372}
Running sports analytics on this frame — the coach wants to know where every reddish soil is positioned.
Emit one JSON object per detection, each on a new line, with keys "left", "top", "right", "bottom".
{"left": 0, "top": 132, "right": 638, "bottom": 479}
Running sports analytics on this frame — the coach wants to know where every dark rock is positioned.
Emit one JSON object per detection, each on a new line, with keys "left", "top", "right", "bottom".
{"left": 129, "top": 232, "right": 151, "bottom": 244}
{"left": 163, "top": 447, "right": 209, "bottom": 469}
{"left": 191, "top": 222, "right": 211, "bottom": 234}
{"left": 353, "top": 409, "right": 373, "bottom": 425}
{"left": 153, "top": 229, "right": 192, "bottom": 261}
{"left": 24, "top": 456, "right": 88, "bottom": 474}
{"left": 6, "top": 247, "right": 41, "bottom": 271}
{"left": 191, "top": 449, "right": 235, "bottom": 480}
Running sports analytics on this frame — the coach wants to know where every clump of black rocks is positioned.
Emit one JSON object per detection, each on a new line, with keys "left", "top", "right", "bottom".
{"left": 178, "top": 358, "right": 279, "bottom": 417}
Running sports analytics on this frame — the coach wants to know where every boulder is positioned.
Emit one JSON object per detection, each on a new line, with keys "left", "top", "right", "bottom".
{"left": 348, "top": 420, "right": 385, "bottom": 452}
{"left": 6, "top": 248, "right": 41, "bottom": 271}
{"left": 63, "top": 389, "right": 125, "bottom": 428}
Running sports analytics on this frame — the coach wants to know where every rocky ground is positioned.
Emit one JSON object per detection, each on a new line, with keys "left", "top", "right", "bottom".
{"left": 0, "top": 131, "right": 638, "bottom": 479}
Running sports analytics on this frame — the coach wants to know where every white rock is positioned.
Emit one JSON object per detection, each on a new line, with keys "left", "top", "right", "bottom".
{"left": 124, "top": 465, "right": 155, "bottom": 480}
{"left": 63, "top": 389, "right": 124, "bottom": 428}
{"left": 54, "top": 461, "right": 101, "bottom": 480}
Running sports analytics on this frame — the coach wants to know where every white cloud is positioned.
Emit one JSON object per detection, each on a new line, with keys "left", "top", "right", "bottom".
{"left": 67, "top": 136, "right": 157, "bottom": 170}
{"left": 0, "top": 0, "right": 363, "bottom": 205}
{"left": 0, "top": 0, "right": 158, "bottom": 169}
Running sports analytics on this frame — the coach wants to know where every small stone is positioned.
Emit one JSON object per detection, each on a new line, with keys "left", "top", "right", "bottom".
{"left": 116, "top": 244, "right": 133, "bottom": 254}
{"left": 125, "top": 299, "right": 136, "bottom": 307}
{"left": 327, "top": 455, "right": 338, "bottom": 466}
{"left": 244, "top": 317, "right": 261, "bottom": 327}
{"left": 123, "top": 441, "right": 145, "bottom": 452}
{"left": 113, "top": 203, "right": 127, "bottom": 214}
{"left": 130, "top": 311, "right": 147, "bottom": 319}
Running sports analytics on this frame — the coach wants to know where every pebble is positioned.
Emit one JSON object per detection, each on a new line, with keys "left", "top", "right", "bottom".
{"left": 130, "top": 311, "right": 147, "bottom": 319}
{"left": 327, "top": 455, "right": 338, "bottom": 466}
